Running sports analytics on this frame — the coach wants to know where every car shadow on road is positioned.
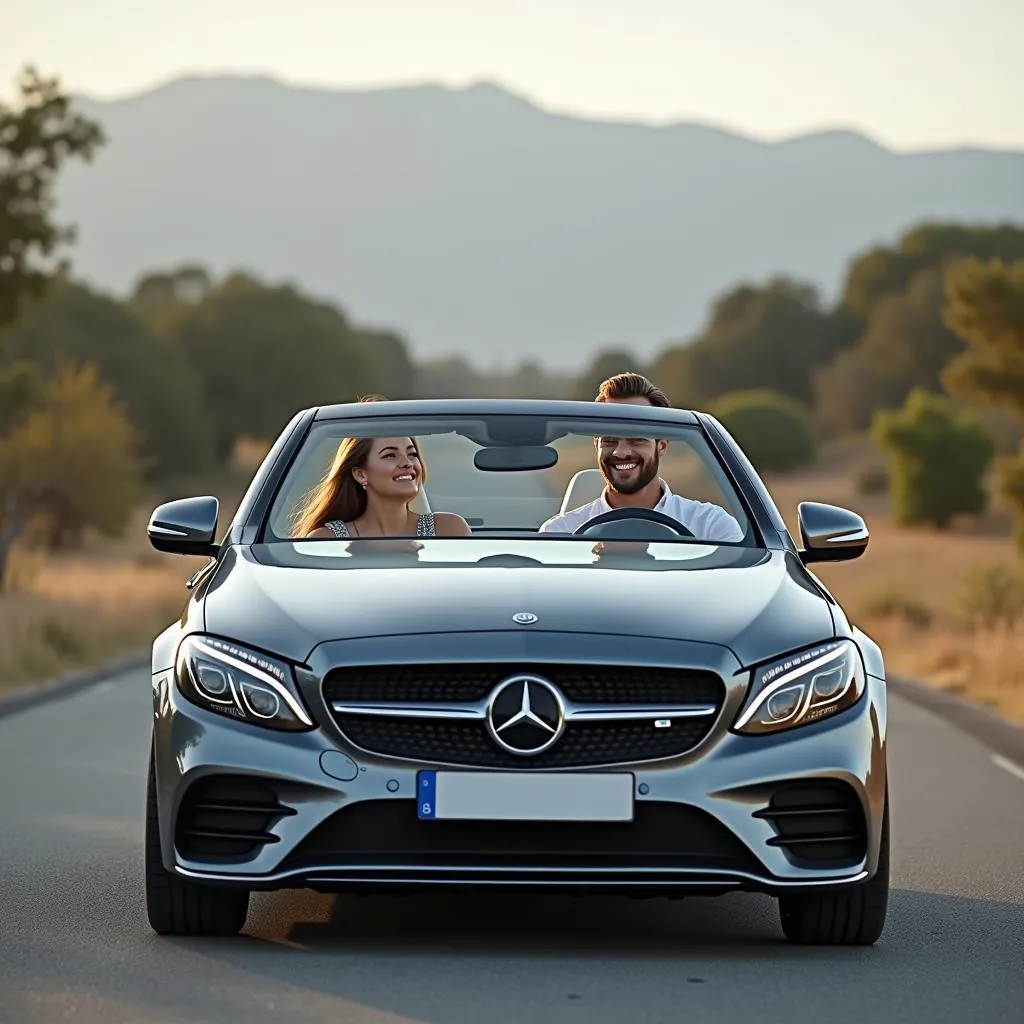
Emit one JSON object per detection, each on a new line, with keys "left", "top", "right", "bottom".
{"left": 160, "top": 887, "right": 1024, "bottom": 1023}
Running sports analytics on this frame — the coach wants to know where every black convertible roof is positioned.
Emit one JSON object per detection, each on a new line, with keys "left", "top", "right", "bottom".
{"left": 311, "top": 397, "right": 700, "bottom": 425}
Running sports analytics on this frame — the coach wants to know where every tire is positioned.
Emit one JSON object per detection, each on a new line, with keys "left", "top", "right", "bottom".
{"left": 777, "top": 792, "right": 889, "bottom": 946}
{"left": 145, "top": 744, "right": 250, "bottom": 937}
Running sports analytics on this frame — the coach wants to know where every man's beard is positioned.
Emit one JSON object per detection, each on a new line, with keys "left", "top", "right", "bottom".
{"left": 601, "top": 450, "right": 659, "bottom": 495}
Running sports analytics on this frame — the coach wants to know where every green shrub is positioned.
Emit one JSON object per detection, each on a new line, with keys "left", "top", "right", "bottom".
{"left": 710, "top": 389, "right": 818, "bottom": 472}
{"left": 872, "top": 388, "right": 995, "bottom": 528}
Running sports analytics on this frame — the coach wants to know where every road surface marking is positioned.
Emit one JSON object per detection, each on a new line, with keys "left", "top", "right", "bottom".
{"left": 992, "top": 754, "right": 1024, "bottom": 782}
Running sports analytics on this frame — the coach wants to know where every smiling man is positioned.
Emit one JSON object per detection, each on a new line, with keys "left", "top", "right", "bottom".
{"left": 538, "top": 373, "right": 745, "bottom": 542}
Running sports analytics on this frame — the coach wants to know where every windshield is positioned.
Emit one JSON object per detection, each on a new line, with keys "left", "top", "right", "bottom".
{"left": 263, "top": 411, "right": 756, "bottom": 548}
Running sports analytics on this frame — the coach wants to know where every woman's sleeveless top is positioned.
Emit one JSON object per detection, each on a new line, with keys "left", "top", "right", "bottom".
{"left": 323, "top": 513, "right": 436, "bottom": 538}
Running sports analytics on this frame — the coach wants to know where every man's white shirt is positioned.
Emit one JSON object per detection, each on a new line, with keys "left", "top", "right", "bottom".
{"left": 538, "top": 478, "right": 745, "bottom": 542}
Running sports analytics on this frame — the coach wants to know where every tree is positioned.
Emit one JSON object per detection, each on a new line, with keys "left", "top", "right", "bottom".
{"left": 652, "top": 278, "right": 854, "bottom": 410}
{"left": 942, "top": 258, "right": 1024, "bottom": 415}
{"left": 815, "top": 269, "right": 965, "bottom": 434}
{"left": 170, "top": 273, "right": 376, "bottom": 459}
{"left": 872, "top": 388, "right": 994, "bottom": 529}
{"left": 350, "top": 327, "right": 418, "bottom": 400}
{"left": 574, "top": 348, "right": 647, "bottom": 401}
{"left": 0, "top": 66, "right": 105, "bottom": 329}
{"left": 942, "top": 257, "right": 1024, "bottom": 548}
{"left": 842, "top": 223, "right": 1024, "bottom": 318}
{"left": 811, "top": 347, "right": 907, "bottom": 438}
{"left": 0, "top": 361, "right": 45, "bottom": 434}
{"left": 1, "top": 280, "right": 215, "bottom": 479}
{"left": 129, "top": 263, "right": 213, "bottom": 338}
{"left": 0, "top": 360, "right": 143, "bottom": 588}
{"left": 710, "top": 389, "right": 818, "bottom": 472}
{"left": 414, "top": 355, "right": 483, "bottom": 398}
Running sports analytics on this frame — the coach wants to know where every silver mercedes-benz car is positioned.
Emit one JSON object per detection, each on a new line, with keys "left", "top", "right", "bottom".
{"left": 145, "top": 398, "right": 889, "bottom": 944}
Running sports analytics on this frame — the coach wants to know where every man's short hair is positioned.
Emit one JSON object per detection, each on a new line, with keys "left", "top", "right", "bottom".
{"left": 594, "top": 372, "right": 670, "bottom": 408}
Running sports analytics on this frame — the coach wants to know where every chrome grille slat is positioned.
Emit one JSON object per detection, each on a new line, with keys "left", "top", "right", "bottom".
{"left": 330, "top": 699, "right": 718, "bottom": 722}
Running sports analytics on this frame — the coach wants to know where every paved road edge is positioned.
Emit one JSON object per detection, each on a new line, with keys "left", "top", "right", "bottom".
{"left": 0, "top": 650, "right": 149, "bottom": 721}
{"left": 2, "top": 652, "right": 1023, "bottom": 769}
{"left": 889, "top": 674, "right": 1024, "bottom": 768}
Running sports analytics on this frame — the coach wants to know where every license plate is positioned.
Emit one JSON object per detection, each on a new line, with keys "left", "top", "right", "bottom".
{"left": 416, "top": 770, "right": 634, "bottom": 822}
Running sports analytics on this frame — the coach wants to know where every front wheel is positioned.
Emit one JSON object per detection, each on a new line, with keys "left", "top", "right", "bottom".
{"left": 145, "top": 744, "right": 250, "bottom": 936}
{"left": 776, "top": 793, "right": 889, "bottom": 946}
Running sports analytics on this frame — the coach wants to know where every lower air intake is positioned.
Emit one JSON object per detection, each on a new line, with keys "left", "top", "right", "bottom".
{"left": 175, "top": 775, "right": 296, "bottom": 862}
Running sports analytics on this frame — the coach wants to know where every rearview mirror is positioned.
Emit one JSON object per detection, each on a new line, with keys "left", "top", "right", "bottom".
{"left": 473, "top": 445, "right": 558, "bottom": 472}
{"left": 797, "top": 501, "right": 868, "bottom": 564}
{"left": 147, "top": 496, "right": 220, "bottom": 557}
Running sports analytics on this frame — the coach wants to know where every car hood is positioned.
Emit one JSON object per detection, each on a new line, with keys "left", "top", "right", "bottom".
{"left": 199, "top": 542, "right": 836, "bottom": 667}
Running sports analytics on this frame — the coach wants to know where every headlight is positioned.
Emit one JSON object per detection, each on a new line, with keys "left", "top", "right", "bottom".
{"left": 733, "top": 639, "right": 865, "bottom": 735}
{"left": 174, "top": 635, "right": 315, "bottom": 731}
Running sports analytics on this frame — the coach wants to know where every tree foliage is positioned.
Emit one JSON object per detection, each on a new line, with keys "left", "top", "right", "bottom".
{"left": 872, "top": 388, "right": 994, "bottom": 529}
{"left": 652, "top": 278, "right": 855, "bottom": 409}
{"left": 351, "top": 327, "right": 418, "bottom": 400}
{"left": 0, "top": 66, "right": 105, "bottom": 328}
{"left": 0, "top": 360, "right": 143, "bottom": 587}
{"left": 842, "top": 223, "right": 1024, "bottom": 318}
{"left": 0, "top": 360, "right": 45, "bottom": 434}
{"left": 942, "top": 258, "right": 1024, "bottom": 416}
{"left": 129, "top": 263, "right": 213, "bottom": 338}
{"left": 573, "top": 348, "right": 647, "bottom": 401}
{"left": 1, "top": 280, "right": 215, "bottom": 479}
{"left": 710, "top": 389, "right": 818, "bottom": 472}
{"left": 169, "top": 273, "right": 376, "bottom": 460}
{"left": 942, "top": 257, "right": 1024, "bottom": 549}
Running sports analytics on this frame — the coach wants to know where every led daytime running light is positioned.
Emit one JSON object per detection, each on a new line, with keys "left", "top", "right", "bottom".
{"left": 735, "top": 643, "right": 851, "bottom": 731}
{"left": 188, "top": 638, "right": 314, "bottom": 727}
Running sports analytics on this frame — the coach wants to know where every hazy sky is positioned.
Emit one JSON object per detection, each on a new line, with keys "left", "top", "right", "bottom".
{"left": 4, "top": 0, "right": 1021, "bottom": 150}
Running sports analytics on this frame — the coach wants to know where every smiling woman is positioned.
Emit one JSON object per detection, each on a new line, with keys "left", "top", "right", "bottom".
{"left": 290, "top": 400, "right": 473, "bottom": 540}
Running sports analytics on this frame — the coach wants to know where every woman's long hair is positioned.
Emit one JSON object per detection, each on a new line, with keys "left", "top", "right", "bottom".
{"left": 290, "top": 396, "right": 428, "bottom": 537}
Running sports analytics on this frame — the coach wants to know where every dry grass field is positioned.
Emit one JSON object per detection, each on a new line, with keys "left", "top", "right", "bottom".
{"left": 2, "top": 435, "right": 1023, "bottom": 725}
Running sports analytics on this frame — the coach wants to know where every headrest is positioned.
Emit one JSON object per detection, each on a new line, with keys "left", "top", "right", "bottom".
{"left": 559, "top": 468, "right": 605, "bottom": 515}
{"left": 410, "top": 487, "right": 432, "bottom": 514}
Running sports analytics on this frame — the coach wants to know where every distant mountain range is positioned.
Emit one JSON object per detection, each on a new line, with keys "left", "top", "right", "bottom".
{"left": 56, "top": 75, "right": 1024, "bottom": 368}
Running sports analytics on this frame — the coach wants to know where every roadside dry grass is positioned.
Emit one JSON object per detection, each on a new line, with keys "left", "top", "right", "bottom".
{"left": 2, "top": 434, "right": 1023, "bottom": 725}
{"left": 0, "top": 505, "right": 212, "bottom": 690}
{"left": 0, "top": 465, "right": 249, "bottom": 694}
{"left": 765, "top": 463, "right": 1024, "bottom": 725}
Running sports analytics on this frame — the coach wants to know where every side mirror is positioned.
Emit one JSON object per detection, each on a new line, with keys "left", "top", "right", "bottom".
{"left": 797, "top": 501, "right": 868, "bottom": 564}
{"left": 147, "top": 496, "right": 220, "bottom": 557}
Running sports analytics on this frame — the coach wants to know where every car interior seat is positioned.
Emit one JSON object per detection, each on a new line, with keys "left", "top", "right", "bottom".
{"left": 410, "top": 488, "right": 432, "bottom": 515}
{"left": 559, "top": 469, "right": 604, "bottom": 515}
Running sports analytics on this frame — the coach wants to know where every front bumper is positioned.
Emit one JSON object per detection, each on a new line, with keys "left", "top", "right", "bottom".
{"left": 150, "top": 644, "right": 888, "bottom": 898}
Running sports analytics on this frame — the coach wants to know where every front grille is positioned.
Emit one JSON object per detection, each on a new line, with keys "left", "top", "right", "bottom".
{"left": 755, "top": 781, "right": 867, "bottom": 866}
{"left": 278, "top": 799, "right": 761, "bottom": 875}
{"left": 322, "top": 663, "right": 725, "bottom": 768}
{"left": 175, "top": 775, "right": 296, "bottom": 861}
{"left": 323, "top": 663, "right": 723, "bottom": 706}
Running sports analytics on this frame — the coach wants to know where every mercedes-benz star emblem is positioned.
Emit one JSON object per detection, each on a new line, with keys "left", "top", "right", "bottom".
{"left": 486, "top": 675, "right": 565, "bottom": 755}
{"left": 512, "top": 612, "right": 538, "bottom": 624}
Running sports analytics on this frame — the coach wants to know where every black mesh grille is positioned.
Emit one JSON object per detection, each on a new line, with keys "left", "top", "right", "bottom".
{"left": 279, "top": 799, "right": 761, "bottom": 874}
{"left": 322, "top": 663, "right": 723, "bottom": 706}
{"left": 755, "top": 781, "right": 867, "bottom": 866}
{"left": 322, "top": 663, "right": 725, "bottom": 767}
{"left": 333, "top": 715, "right": 714, "bottom": 768}
{"left": 174, "top": 775, "right": 296, "bottom": 862}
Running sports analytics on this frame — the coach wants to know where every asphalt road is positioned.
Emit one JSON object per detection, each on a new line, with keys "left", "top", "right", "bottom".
{"left": 2, "top": 667, "right": 1022, "bottom": 1024}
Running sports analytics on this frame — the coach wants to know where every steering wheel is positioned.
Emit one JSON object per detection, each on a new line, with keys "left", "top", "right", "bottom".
{"left": 573, "top": 507, "right": 696, "bottom": 539}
